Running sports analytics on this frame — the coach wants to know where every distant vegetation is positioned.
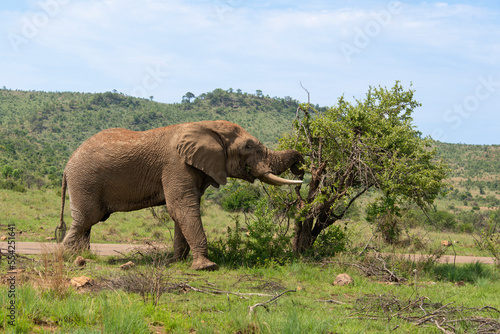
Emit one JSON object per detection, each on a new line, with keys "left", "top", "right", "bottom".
{"left": 435, "top": 142, "right": 500, "bottom": 195}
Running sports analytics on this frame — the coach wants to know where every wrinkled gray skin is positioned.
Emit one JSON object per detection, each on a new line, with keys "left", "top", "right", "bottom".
{"left": 59, "top": 120, "right": 303, "bottom": 270}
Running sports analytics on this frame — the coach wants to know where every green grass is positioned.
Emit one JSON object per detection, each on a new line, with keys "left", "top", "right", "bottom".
{"left": 1, "top": 188, "right": 500, "bottom": 332}
{"left": 1, "top": 286, "right": 150, "bottom": 333}
{"left": 2, "top": 254, "right": 499, "bottom": 333}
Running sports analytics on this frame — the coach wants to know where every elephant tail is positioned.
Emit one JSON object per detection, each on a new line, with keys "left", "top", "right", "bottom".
{"left": 55, "top": 172, "right": 67, "bottom": 242}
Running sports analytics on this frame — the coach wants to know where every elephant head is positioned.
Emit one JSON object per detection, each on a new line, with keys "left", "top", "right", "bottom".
{"left": 176, "top": 120, "right": 304, "bottom": 187}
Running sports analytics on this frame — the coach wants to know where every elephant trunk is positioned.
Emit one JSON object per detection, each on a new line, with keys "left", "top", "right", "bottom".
{"left": 271, "top": 149, "right": 304, "bottom": 176}
{"left": 258, "top": 149, "right": 304, "bottom": 186}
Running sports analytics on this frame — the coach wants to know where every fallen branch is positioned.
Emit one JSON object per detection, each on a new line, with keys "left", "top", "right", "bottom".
{"left": 374, "top": 252, "right": 402, "bottom": 282}
{"left": 415, "top": 302, "right": 455, "bottom": 326}
{"left": 248, "top": 289, "right": 296, "bottom": 316}
{"left": 349, "top": 293, "right": 500, "bottom": 333}
{"left": 434, "top": 320, "right": 453, "bottom": 334}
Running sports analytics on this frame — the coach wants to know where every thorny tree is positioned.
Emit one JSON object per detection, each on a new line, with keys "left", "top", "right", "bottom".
{"left": 277, "top": 82, "right": 448, "bottom": 253}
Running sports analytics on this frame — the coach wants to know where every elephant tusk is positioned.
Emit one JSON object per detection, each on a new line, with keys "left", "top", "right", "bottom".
{"left": 259, "top": 172, "right": 303, "bottom": 186}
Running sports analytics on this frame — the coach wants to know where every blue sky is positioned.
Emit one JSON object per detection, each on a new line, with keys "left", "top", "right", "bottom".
{"left": 1, "top": 0, "right": 499, "bottom": 144}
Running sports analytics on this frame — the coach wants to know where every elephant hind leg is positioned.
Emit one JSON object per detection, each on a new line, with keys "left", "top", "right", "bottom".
{"left": 62, "top": 207, "right": 100, "bottom": 251}
{"left": 63, "top": 225, "right": 92, "bottom": 251}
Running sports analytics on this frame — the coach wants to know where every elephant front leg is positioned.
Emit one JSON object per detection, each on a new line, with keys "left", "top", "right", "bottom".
{"left": 165, "top": 193, "right": 217, "bottom": 271}
{"left": 173, "top": 222, "right": 190, "bottom": 261}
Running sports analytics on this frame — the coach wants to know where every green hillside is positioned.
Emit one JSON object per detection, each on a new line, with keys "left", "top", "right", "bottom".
{"left": 0, "top": 88, "right": 303, "bottom": 190}
{"left": 434, "top": 142, "right": 500, "bottom": 195}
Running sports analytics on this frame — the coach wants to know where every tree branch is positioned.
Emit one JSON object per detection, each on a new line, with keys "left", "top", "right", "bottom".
{"left": 248, "top": 289, "right": 296, "bottom": 317}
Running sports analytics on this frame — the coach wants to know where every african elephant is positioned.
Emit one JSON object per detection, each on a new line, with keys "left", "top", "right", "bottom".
{"left": 57, "top": 120, "right": 303, "bottom": 270}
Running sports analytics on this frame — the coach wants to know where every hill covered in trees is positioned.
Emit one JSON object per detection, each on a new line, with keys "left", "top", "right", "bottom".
{"left": 0, "top": 88, "right": 499, "bottom": 194}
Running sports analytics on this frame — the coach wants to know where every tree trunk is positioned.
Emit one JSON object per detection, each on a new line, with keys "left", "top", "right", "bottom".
{"left": 292, "top": 217, "right": 316, "bottom": 254}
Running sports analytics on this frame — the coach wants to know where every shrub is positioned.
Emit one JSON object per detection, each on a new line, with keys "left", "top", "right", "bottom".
{"left": 0, "top": 179, "right": 26, "bottom": 192}
{"left": 303, "top": 223, "right": 349, "bottom": 260}
{"left": 208, "top": 215, "right": 247, "bottom": 267}
{"left": 370, "top": 212, "right": 402, "bottom": 245}
{"left": 430, "top": 210, "right": 457, "bottom": 230}
{"left": 220, "top": 181, "right": 261, "bottom": 212}
{"left": 477, "top": 219, "right": 500, "bottom": 268}
{"left": 209, "top": 197, "right": 294, "bottom": 267}
{"left": 244, "top": 198, "right": 294, "bottom": 265}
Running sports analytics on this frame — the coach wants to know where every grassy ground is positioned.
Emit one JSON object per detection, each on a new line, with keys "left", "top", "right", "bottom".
{"left": 1, "top": 247, "right": 499, "bottom": 333}
{"left": 1, "top": 188, "right": 500, "bottom": 333}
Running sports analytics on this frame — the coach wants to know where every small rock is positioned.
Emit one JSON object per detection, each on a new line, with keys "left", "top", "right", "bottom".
{"left": 74, "top": 256, "right": 86, "bottom": 267}
{"left": 441, "top": 240, "right": 451, "bottom": 247}
{"left": 70, "top": 276, "right": 91, "bottom": 288}
{"left": 45, "top": 236, "right": 56, "bottom": 241}
{"left": 0, "top": 235, "right": 7, "bottom": 241}
{"left": 120, "top": 261, "right": 135, "bottom": 270}
{"left": 333, "top": 273, "right": 353, "bottom": 286}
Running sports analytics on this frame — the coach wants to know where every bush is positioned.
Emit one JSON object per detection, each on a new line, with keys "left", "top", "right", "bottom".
{"left": 372, "top": 213, "right": 402, "bottom": 245}
{"left": 220, "top": 181, "right": 261, "bottom": 212}
{"left": 0, "top": 179, "right": 26, "bottom": 192}
{"left": 209, "top": 198, "right": 293, "bottom": 267}
{"left": 457, "top": 210, "right": 488, "bottom": 230}
{"left": 208, "top": 215, "right": 247, "bottom": 267}
{"left": 244, "top": 198, "right": 293, "bottom": 265}
{"left": 303, "top": 223, "right": 349, "bottom": 260}
{"left": 477, "top": 219, "right": 500, "bottom": 268}
{"left": 209, "top": 192, "right": 353, "bottom": 267}
{"left": 430, "top": 210, "right": 457, "bottom": 230}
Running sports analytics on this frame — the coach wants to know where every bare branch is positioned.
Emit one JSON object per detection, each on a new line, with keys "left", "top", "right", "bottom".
{"left": 248, "top": 289, "right": 296, "bottom": 316}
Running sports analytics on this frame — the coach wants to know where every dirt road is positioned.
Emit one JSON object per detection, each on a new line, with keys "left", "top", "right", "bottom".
{"left": 0, "top": 242, "right": 137, "bottom": 256}
{"left": 1, "top": 242, "right": 496, "bottom": 265}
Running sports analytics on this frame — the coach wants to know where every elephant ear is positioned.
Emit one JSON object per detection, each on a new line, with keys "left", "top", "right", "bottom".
{"left": 176, "top": 123, "right": 228, "bottom": 186}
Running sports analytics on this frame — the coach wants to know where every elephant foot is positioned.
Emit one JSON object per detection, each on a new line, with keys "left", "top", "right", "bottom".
{"left": 62, "top": 237, "right": 90, "bottom": 253}
{"left": 191, "top": 257, "right": 218, "bottom": 271}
